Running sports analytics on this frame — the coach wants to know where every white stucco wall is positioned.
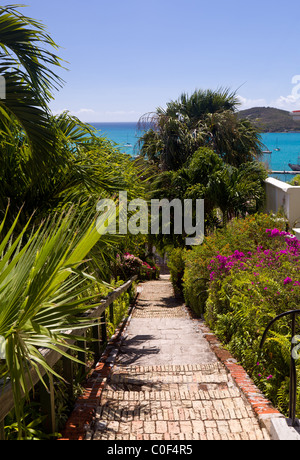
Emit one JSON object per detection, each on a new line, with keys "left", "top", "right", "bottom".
{"left": 265, "top": 177, "right": 300, "bottom": 229}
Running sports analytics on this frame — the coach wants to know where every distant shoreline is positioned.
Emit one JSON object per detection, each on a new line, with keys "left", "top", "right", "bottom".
{"left": 260, "top": 131, "right": 300, "bottom": 134}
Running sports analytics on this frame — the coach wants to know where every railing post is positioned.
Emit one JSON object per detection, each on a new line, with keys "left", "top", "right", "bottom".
{"left": 77, "top": 331, "right": 87, "bottom": 379}
{"left": 39, "top": 373, "right": 56, "bottom": 435}
{"left": 109, "top": 301, "right": 114, "bottom": 325}
{"left": 100, "top": 311, "right": 107, "bottom": 346}
{"left": 92, "top": 321, "right": 102, "bottom": 363}
{"left": 0, "top": 419, "right": 5, "bottom": 440}
{"left": 62, "top": 356, "right": 74, "bottom": 401}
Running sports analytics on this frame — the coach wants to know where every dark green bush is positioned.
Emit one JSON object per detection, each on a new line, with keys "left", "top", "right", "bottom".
{"left": 167, "top": 247, "right": 186, "bottom": 296}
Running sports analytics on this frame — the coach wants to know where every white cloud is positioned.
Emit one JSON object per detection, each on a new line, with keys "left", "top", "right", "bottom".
{"left": 237, "top": 95, "right": 267, "bottom": 110}
{"left": 271, "top": 75, "right": 300, "bottom": 111}
{"left": 51, "top": 107, "right": 140, "bottom": 122}
{"left": 273, "top": 94, "right": 300, "bottom": 111}
{"left": 237, "top": 85, "right": 300, "bottom": 112}
{"left": 52, "top": 108, "right": 96, "bottom": 118}
{"left": 76, "top": 108, "right": 96, "bottom": 114}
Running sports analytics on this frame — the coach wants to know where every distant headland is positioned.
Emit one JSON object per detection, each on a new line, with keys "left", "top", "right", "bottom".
{"left": 237, "top": 106, "right": 300, "bottom": 132}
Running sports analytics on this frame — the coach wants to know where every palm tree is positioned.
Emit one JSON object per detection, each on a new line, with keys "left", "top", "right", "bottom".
{"left": 203, "top": 111, "right": 263, "bottom": 167}
{"left": 138, "top": 88, "right": 263, "bottom": 170}
{"left": 0, "top": 5, "right": 64, "bottom": 172}
{"left": 148, "top": 147, "right": 267, "bottom": 242}
{"left": 164, "top": 88, "right": 239, "bottom": 125}
{"left": 208, "top": 161, "right": 268, "bottom": 225}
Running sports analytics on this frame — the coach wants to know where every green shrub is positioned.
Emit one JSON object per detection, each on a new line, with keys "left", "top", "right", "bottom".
{"left": 183, "top": 213, "right": 286, "bottom": 315}
{"left": 182, "top": 212, "right": 300, "bottom": 414}
{"left": 167, "top": 247, "right": 186, "bottom": 295}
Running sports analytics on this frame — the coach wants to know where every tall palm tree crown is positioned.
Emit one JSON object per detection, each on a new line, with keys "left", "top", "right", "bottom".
{"left": 138, "top": 88, "right": 263, "bottom": 170}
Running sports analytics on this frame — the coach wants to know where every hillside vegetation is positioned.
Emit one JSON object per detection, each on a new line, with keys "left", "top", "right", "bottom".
{"left": 237, "top": 106, "right": 300, "bottom": 132}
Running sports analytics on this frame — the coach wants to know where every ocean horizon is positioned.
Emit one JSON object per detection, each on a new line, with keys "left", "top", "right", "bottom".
{"left": 90, "top": 122, "right": 300, "bottom": 182}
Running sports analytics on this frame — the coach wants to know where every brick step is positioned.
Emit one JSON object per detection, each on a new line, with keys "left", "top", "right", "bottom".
{"left": 92, "top": 414, "right": 267, "bottom": 441}
{"left": 105, "top": 382, "right": 233, "bottom": 394}
{"left": 108, "top": 373, "right": 229, "bottom": 385}
{"left": 100, "top": 362, "right": 239, "bottom": 402}
{"left": 97, "top": 396, "right": 252, "bottom": 420}
{"left": 111, "top": 362, "right": 226, "bottom": 374}
{"left": 92, "top": 429, "right": 267, "bottom": 441}
{"left": 100, "top": 386, "right": 241, "bottom": 405}
{"left": 133, "top": 307, "right": 188, "bottom": 318}
{"left": 107, "top": 363, "right": 229, "bottom": 387}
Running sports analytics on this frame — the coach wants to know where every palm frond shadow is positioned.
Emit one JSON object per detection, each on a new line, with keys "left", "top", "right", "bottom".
{"left": 117, "top": 334, "right": 160, "bottom": 365}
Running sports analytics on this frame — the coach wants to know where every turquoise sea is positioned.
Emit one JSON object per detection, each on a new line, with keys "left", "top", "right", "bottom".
{"left": 260, "top": 132, "right": 300, "bottom": 182}
{"left": 91, "top": 122, "right": 140, "bottom": 157}
{"left": 91, "top": 123, "right": 300, "bottom": 183}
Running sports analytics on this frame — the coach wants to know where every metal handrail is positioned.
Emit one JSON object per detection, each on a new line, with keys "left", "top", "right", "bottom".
{"left": 260, "top": 309, "right": 300, "bottom": 427}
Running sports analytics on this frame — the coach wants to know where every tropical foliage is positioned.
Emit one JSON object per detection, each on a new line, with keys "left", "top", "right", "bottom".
{"left": 148, "top": 147, "right": 267, "bottom": 249}
{"left": 137, "top": 88, "right": 268, "bottom": 251}
{"left": 138, "top": 88, "right": 264, "bottom": 170}
{"left": 169, "top": 213, "right": 300, "bottom": 417}
{"left": 0, "top": 205, "right": 112, "bottom": 435}
{"left": 0, "top": 2, "right": 287, "bottom": 440}
{"left": 0, "top": 4, "right": 64, "bottom": 171}
{"left": 0, "top": 5, "right": 149, "bottom": 438}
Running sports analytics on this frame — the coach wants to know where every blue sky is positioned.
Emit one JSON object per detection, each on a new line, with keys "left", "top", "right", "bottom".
{"left": 20, "top": 0, "right": 300, "bottom": 121}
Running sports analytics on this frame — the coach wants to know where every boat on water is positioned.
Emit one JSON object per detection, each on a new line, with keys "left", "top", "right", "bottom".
{"left": 289, "top": 164, "right": 300, "bottom": 171}
{"left": 289, "top": 154, "right": 300, "bottom": 171}
{"left": 123, "top": 135, "right": 133, "bottom": 148}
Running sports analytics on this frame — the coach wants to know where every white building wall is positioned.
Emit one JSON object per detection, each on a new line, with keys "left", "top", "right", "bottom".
{"left": 265, "top": 177, "right": 300, "bottom": 234}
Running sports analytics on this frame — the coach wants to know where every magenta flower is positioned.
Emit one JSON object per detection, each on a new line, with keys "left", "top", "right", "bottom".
{"left": 284, "top": 277, "right": 293, "bottom": 285}
{"left": 271, "top": 229, "right": 280, "bottom": 237}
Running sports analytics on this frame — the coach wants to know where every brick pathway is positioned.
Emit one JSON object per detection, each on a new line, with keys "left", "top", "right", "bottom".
{"left": 85, "top": 275, "right": 274, "bottom": 441}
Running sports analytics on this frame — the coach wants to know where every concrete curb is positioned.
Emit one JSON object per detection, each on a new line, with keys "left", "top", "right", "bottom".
{"left": 268, "top": 417, "right": 300, "bottom": 440}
